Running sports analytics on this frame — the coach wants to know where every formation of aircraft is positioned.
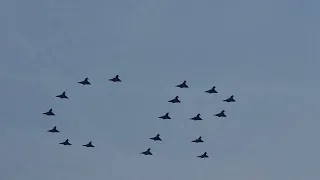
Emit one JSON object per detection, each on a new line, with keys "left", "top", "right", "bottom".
{"left": 43, "top": 77, "right": 236, "bottom": 158}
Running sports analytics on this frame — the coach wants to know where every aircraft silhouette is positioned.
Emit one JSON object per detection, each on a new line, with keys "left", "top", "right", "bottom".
{"left": 78, "top": 77, "right": 91, "bottom": 85}
{"left": 214, "top": 110, "right": 226, "bottom": 117}
{"left": 56, "top": 91, "right": 68, "bottom": 99}
{"left": 223, "top": 95, "right": 235, "bottom": 102}
{"left": 176, "top": 80, "right": 188, "bottom": 88}
{"left": 158, "top": 112, "right": 171, "bottom": 119}
{"left": 109, "top": 75, "right": 122, "bottom": 82}
{"left": 197, "top": 152, "right": 209, "bottom": 158}
{"left": 83, "top": 141, "right": 95, "bottom": 147}
{"left": 48, "top": 126, "right": 59, "bottom": 133}
{"left": 141, "top": 148, "right": 153, "bottom": 155}
{"left": 150, "top": 134, "right": 162, "bottom": 141}
{"left": 192, "top": 136, "right": 204, "bottom": 143}
{"left": 43, "top": 108, "right": 55, "bottom": 116}
{"left": 190, "top": 114, "right": 202, "bottom": 121}
{"left": 168, "top": 96, "right": 181, "bottom": 103}
{"left": 59, "top": 139, "right": 71, "bottom": 146}
{"left": 205, "top": 86, "right": 218, "bottom": 94}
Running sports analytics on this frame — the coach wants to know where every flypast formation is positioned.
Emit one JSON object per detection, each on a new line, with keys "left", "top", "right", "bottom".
{"left": 42, "top": 76, "right": 236, "bottom": 158}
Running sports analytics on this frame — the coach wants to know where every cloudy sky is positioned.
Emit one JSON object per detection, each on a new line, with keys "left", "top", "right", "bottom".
{"left": 1, "top": 0, "right": 319, "bottom": 179}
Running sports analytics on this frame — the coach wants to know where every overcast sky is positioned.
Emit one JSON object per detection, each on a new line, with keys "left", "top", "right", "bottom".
{"left": 1, "top": 0, "right": 320, "bottom": 179}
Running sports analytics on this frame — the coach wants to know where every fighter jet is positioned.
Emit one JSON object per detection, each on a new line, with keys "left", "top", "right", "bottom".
{"left": 109, "top": 75, "right": 122, "bottom": 82}
{"left": 56, "top": 91, "right": 68, "bottom": 99}
{"left": 192, "top": 136, "right": 204, "bottom": 143}
{"left": 168, "top": 96, "right": 181, "bottom": 103}
{"left": 141, "top": 148, "right": 153, "bottom": 155}
{"left": 48, "top": 126, "right": 59, "bottom": 133}
{"left": 59, "top": 139, "right": 71, "bottom": 146}
{"left": 190, "top": 114, "right": 202, "bottom": 121}
{"left": 78, "top": 77, "right": 91, "bottom": 85}
{"left": 150, "top": 134, "right": 162, "bottom": 141}
{"left": 197, "top": 152, "right": 209, "bottom": 158}
{"left": 83, "top": 141, "right": 95, "bottom": 147}
{"left": 176, "top": 80, "right": 188, "bottom": 88}
{"left": 43, "top": 108, "right": 55, "bottom": 116}
{"left": 158, "top": 112, "right": 171, "bottom": 120}
{"left": 214, "top": 110, "right": 226, "bottom": 117}
{"left": 205, "top": 86, "right": 218, "bottom": 94}
{"left": 223, "top": 95, "right": 235, "bottom": 102}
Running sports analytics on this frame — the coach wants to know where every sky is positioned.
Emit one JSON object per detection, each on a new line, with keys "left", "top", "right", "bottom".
{"left": 0, "top": 0, "right": 320, "bottom": 179}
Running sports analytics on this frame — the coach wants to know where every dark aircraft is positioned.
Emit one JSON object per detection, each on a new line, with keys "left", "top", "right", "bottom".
{"left": 78, "top": 77, "right": 91, "bottom": 85}
{"left": 197, "top": 152, "right": 209, "bottom": 158}
{"left": 205, "top": 86, "right": 218, "bottom": 94}
{"left": 192, "top": 136, "right": 204, "bottom": 143}
{"left": 59, "top": 139, "right": 71, "bottom": 146}
{"left": 43, "top": 108, "right": 55, "bottom": 116}
{"left": 190, "top": 114, "right": 202, "bottom": 121}
{"left": 109, "top": 75, "right": 122, "bottom": 82}
{"left": 158, "top": 112, "right": 171, "bottom": 120}
{"left": 176, "top": 80, "right": 188, "bottom": 88}
{"left": 223, "top": 95, "right": 235, "bottom": 102}
{"left": 83, "top": 141, "right": 95, "bottom": 147}
{"left": 48, "top": 126, "right": 59, "bottom": 133}
{"left": 141, "top": 148, "right": 153, "bottom": 155}
{"left": 150, "top": 134, "right": 162, "bottom": 141}
{"left": 56, "top": 91, "right": 68, "bottom": 99}
{"left": 168, "top": 96, "right": 181, "bottom": 103}
{"left": 214, "top": 110, "right": 226, "bottom": 117}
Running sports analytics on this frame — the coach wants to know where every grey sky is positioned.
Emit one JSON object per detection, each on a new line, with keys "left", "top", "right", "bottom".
{"left": 1, "top": 0, "right": 319, "bottom": 179}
